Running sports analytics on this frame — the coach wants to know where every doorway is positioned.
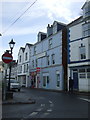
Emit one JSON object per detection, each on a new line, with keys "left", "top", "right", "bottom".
{"left": 73, "top": 72, "right": 78, "bottom": 90}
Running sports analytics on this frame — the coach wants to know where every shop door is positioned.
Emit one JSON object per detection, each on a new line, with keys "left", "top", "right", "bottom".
{"left": 73, "top": 72, "right": 78, "bottom": 90}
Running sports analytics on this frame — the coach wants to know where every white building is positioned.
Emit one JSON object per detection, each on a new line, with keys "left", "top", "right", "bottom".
{"left": 0, "top": 61, "right": 3, "bottom": 81}
{"left": 67, "top": 0, "right": 90, "bottom": 92}
{"left": 17, "top": 44, "right": 33, "bottom": 87}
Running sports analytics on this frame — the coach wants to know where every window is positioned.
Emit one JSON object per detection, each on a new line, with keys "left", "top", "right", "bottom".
{"left": 43, "top": 76, "right": 49, "bottom": 87}
{"left": 82, "top": 23, "right": 90, "bottom": 37}
{"left": 79, "top": 44, "right": 86, "bottom": 60}
{"left": 87, "top": 68, "right": 90, "bottom": 78}
{"left": 51, "top": 54, "right": 55, "bottom": 64}
{"left": 49, "top": 38, "right": 52, "bottom": 49}
{"left": 35, "top": 59, "right": 38, "bottom": 67}
{"left": 79, "top": 73, "right": 86, "bottom": 78}
{"left": 79, "top": 68, "right": 86, "bottom": 79}
{"left": 47, "top": 76, "right": 49, "bottom": 84}
{"left": 26, "top": 64, "right": 28, "bottom": 72}
{"left": 56, "top": 72, "right": 60, "bottom": 87}
{"left": 25, "top": 52, "right": 28, "bottom": 61}
{"left": 47, "top": 56, "right": 50, "bottom": 65}
{"left": 24, "top": 65, "right": 26, "bottom": 73}
{"left": 20, "top": 66, "right": 22, "bottom": 73}
{"left": 43, "top": 76, "right": 46, "bottom": 87}
{"left": 34, "top": 46, "right": 36, "bottom": 55}
{"left": 32, "top": 60, "right": 34, "bottom": 68}
{"left": 84, "top": 6, "right": 90, "bottom": 17}
{"left": 89, "top": 44, "right": 90, "bottom": 59}
{"left": 19, "top": 55, "right": 21, "bottom": 63}
{"left": 79, "top": 69, "right": 85, "bottom": 73}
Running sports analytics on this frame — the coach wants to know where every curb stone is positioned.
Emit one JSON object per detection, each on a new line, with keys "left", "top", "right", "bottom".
{"left": 2, "top": 100, "right": 36, "bottom": 105}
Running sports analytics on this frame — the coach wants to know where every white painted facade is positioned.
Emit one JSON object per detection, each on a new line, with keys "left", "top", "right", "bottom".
{"left": 68, "top": 1, "right": 90, "bottom": 92}
{"left": 17, "top": 44, "right": 33, "bottom": 87}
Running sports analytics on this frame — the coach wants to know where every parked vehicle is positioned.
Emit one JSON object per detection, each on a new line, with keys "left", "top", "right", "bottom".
{"left": 7, "top": 79, "right": 21, "bottom": 91}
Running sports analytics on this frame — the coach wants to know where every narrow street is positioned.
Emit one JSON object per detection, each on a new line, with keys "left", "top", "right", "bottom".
{"left": 2, "top": 88, "right": 89, "bottom": 119}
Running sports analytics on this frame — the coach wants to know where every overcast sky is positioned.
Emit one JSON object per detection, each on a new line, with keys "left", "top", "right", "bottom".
{"left": 0, "top": 0, "right": 86, "bottom": 61}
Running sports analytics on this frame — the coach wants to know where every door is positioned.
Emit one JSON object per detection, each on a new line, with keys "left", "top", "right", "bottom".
{"left": 73, "top": 72, "right": 78, "bottom": 90}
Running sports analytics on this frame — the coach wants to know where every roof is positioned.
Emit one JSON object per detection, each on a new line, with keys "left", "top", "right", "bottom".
{"left": 82, "top": 0, "right": 90, "bottom": 9}
{"left": 25, "top": 43, "right": 33, "bottom": 48}
{"left": 67, "top": 16, "right": 83, "bottom": 27}
{"left": 20, "top": 47, "right": 25, "bottom": 52}
{"left": 53, "top": 21, "right": 67, "bottom": 26}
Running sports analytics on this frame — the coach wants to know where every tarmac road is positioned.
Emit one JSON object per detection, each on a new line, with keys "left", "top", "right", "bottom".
{"left": 2, "top": 88, "right": 89, "bottom": 119}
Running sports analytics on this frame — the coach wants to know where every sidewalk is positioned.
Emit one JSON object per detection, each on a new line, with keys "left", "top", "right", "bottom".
{"left": 29, "top": 87, "right": 90, "bottom": 96}
{"left": 2, "top": 89, "right": 36, "bottom": 105}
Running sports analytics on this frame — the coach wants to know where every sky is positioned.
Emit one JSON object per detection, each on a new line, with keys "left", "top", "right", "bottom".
{"left": 0, "top": 0, "right": 86, "bottom": 61}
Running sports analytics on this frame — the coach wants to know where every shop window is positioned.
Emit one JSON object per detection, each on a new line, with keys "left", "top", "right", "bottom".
{"left": 87, "top": 68, "right": 90, "bottom": 78}
{"left": 47, "top": 76, "right": 49, "bottom": 83}
{"left": 79, "top": 73, "right": 86, "bottom": 78}
{"left": 43, "top": 76, "right": 46, "bottom": 87}
{"left": 79, "top": 69, "right": 85, "bottom": 73}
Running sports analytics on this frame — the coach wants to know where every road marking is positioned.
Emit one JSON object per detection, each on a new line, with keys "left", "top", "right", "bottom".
{"left": 43, "top": 112, "right": 50, "bottom": 116}
{"left": 41, "top": 104, "right": 45, "bottom": 107}
{"left": 36, "top": 108, "right": 43, "bottom": 112}
{"left": 49, "top": 100, "right": 52, "bottom": 104}
{"left": 29, "top": 112, "right": 38, "bottom": 116}
{"left": 79, "top": 98, "right": 90, "bottom": 102}
{"left": 47, "top": 109, "right": 52, "bottom": 112}
{"left": 50, "top": 104, "right": 54, "bottom": 107}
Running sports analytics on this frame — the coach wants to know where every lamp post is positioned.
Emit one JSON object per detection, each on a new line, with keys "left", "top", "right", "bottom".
{"left": 8, "top": 39, "right": 15, "bottom": 91}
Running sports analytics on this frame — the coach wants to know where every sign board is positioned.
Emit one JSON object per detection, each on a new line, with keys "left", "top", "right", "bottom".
{"left": 36, "top": 67, "right": 41, "bottom": 72}
{"left": 2, "top": 52, "right": 13, "bottom": 64}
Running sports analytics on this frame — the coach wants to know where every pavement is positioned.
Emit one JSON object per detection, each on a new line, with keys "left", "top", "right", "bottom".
{"left": 2, "top": 89, "right": 36, "bottom": 105}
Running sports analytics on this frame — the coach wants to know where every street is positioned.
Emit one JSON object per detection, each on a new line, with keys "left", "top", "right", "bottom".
{"left": 2, "top": 88, "right": 89, "bottom": 119}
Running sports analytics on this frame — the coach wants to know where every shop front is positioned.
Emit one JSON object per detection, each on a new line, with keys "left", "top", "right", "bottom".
{"left": 30, "top": 70, "right": 40, "bottom": 88}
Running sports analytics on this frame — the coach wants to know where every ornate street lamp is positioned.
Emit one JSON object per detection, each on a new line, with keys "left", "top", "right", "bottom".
{"left": 8, "top": 39, "right": 15, "bottom": 91}
{"left": 9, "top": 39, "right": 15, "bottom": 54}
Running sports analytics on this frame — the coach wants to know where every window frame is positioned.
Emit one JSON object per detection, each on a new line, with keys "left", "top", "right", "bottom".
{"left": 79, "top": 44, "right": 86, "bottom": 60}
{"left": 56, "top": 72, "right": 60, "bottom": 88}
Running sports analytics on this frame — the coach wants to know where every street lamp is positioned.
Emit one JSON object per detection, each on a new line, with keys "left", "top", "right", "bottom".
{"left": 9, "top": 39, "right": 15, "bottom": 54}
{"left": 8, "top": 39, "right": 15, "bottom": 91}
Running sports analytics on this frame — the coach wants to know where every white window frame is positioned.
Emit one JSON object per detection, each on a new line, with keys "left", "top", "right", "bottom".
{"left": 79, "top": 44, "right": 86, "bottom": 60}
{"left": 49, "top": 38, "right": 52, "bottom": 49}
{"left": 56, "top": 71, "right": 60, "bottom": 88}
{"left": 51, "top": 54, "right": 55, "bottom": 64}
{"left": 47, "top": 56, "right": 50, "bottom": 66}
{"left": 25, "top": 52, "right": 28, "bottom": 61}
{"left": 43, "top": 73, "right": 49, "bottom": 87}
{"left": 34, "top": 46, "right": 36, "bottom": 55}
